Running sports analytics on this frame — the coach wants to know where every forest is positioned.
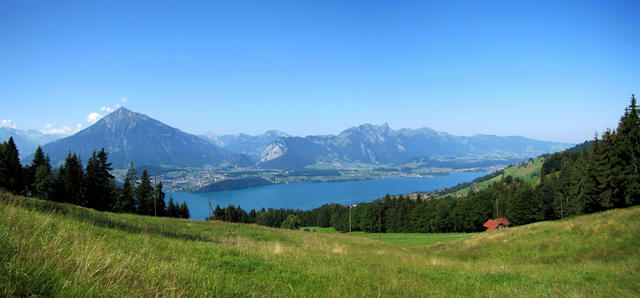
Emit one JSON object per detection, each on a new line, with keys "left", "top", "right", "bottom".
{"left": 0, "top": 143, "right": 190, "bottom": 219}
{"left": 211, "top": 95, "right": 640, "bottom": 232}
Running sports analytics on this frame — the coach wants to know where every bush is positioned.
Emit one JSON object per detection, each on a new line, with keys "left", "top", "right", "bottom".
{"left": 280, "top": 214, "right": 301, "bottom": 230}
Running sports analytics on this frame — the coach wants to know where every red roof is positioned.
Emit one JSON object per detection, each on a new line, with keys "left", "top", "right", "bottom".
{"left": 483, "top": 218, "right": 510, "bottom": 231}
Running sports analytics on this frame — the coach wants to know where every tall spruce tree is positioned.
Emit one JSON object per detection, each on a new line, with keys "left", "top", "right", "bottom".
{"left": 0, "top": 137, "right": 24, "bottom": 194}
{"left": 85, "top": 149, "right": 115, "bottom": 211}
{"left": 597, "top": 130, "right": 616, "bottom": 208}
{"left": 213, "top": 204, "right": 224, "bottom": 220}
{"left": 33, "top": 163, "right": 52, "bottom": 200}
{"left": 568, "top": 155, "right": 588, "bottom": 215}
{"left": 167, "top": 197, "right": 177, "bottom": 217}
{"left": 179, "top": 201, "right": 190, "bottom": 219}
{"left": 25, "top": 146, "right": 47, "bottom": 195}
{"left": 581, "top": 136, "right": 603, "bottom": 212}
{"left": 27, "top": 146, "right": 52, "bottom": 198}
{"left": 614, "top": 94, "right": 640, "bottom": 206}
{"left": 59, "top": 153, "right": 85, "bottom": 205}
{"left": 535, "top": 174, "right": 558, "bottom": 220}
{"left": 115, "top": 163, "right": 137, "bottom": 213}
{"left": 136, "top": 169, "right": 155, "bottom": 215}
{"left": 154, "top": 180, "right": 167, "bottom": 216}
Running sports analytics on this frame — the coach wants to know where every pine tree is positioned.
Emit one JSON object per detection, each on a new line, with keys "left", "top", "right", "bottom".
{"left": 0, "top": 137, "right": 24, "bottom": 194}
{"left": 29, "top": 147, "right": 52, "bottom": 199}
{"left": 25, "top": 146, "right": 47, "bottom": 195}
{"left": 154, "top": 180, "right": 167, "bottom": 216}
{"left": 85, "top": 149, "right": 115, "bottom": 211}
{"left": 59, "top": 153, "right": 85, "bottom": 205}
{"left": 213, "top": 204, "right": 224, "bottom": 220}
{"left": 136, "top": 169, "right": 155, "bottom": 215}
{"left": 115, "top": 163, "right": 137, "bottom": 213}
{"left": 167, "top": 197, "right": 177, "bottom": 217}
{"left": 568, "top": 155, "right": 588, "bottom": 215}
{"left": 614, "top": 94, "right": 640, "bottom": 206}
{"left": 553, "top": 157, "right": 573, "bottom": 218}
{"left": 597, "top": 130, "right": 616, "bottom": 209}
{"left": 535, "top": 174, "right": 557, "bottom": 220}
{"left": 33, "top": 164, "right": 52, "bottom": 200}
{"left": 581, "top": 135, "right": 602, "bottom": 212}
{"left": 179, "top": 202, "right": 190, "bottom": 219}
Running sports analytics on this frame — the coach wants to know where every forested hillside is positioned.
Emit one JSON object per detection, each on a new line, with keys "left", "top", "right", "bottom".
{"left": 0, "top": 142, "right": 189, "bottom": 219}
{"left": 211, "top": 95, "right": 640, "bottom": 233}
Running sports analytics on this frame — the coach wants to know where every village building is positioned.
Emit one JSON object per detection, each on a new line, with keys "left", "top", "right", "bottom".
{"left": 483, "top": 218, "right": 510, "bottom": 231}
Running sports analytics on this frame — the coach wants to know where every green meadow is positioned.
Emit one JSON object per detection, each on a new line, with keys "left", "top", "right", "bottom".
{"left": 301, "top": 226, "right": 472, "bottom": 247}
{"left": 1, "top": 191, "right": 638, "bottom": 297}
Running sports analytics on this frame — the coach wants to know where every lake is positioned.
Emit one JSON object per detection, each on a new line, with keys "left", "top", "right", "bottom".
{"left": 168, "top": 171, "right": 488, "bottom": 220}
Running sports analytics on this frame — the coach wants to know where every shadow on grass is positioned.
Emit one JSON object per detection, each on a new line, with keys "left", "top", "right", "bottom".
{"left": 0, "top": 192, "right": 218, "bottom": 243}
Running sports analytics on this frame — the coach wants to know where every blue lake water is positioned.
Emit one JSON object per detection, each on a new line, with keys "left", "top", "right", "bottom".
{"left": 168, "top": 172, "right": 488, "bottom": 220}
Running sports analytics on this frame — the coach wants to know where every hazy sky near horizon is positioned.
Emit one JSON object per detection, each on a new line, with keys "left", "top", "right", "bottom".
{"left": 1, "top": 0, "right": 639, "bottom": 143}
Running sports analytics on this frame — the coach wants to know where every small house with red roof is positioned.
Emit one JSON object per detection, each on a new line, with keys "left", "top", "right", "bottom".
{"left": 483, "top": 218, "right": 510, "bottom": 231}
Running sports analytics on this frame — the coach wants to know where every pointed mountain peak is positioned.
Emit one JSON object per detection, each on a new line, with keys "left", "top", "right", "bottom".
{"left": 113, "top": 106, "right": 132, "bottom": 113}
{"left": 99, "top": 107, "right": 150, "bottom": 124}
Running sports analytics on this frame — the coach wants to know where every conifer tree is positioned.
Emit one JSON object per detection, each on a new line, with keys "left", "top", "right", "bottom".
{"left": 136, "top": 169, "right": 155, "bottom": 215}
{"left": 154, "top": 180, "right": 167, "bottom": 216}
{"left": 597, "top": 130, "right": 616, "bottom": 208}
{"left": 614, "top": 94, "right": 640, "bottom": 206}
{"left": 25, "top": 146, "right": 47, "bottom": 195}
{"left": 553, "top": 157, "right": 573, "bottom": 218}
{"left": 535, "top": 174, "right": 557, "bottom": 219}
{"left": 58, "top": 153, "right": 85, "bottom": 205}
{"left": 33, "top": 164, "right": 52, "bottom": 200}
{"left": 29, "top": 146, "right": 52, "bottom": 199}
{"left": 568, "top": 155, "right": 588, "bottom": 215}
{"left": 506, "top": 186, "right": 542, "bottom": 225}
{"left": 179, "top": 201, "right": 190, "bottom": 219}
{"left": 167, "top": 197, "right": 177, "bottom": 217}
{"left": 115, "top": 163, "right": 137, "bottom": 213}
{"left": 213, "top": 204, "right": 224, "bottom": 220}
{"left": 581, "top": 136, "right": 602, "bottom": 212}
{"left": 85, "top": 149, "right": 115, "bottom": 211}
{"left": 0, "top": 137, "right": 24, "bottom": 194}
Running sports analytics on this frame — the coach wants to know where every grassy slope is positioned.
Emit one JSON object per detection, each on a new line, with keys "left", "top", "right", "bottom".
{"left": 1, "top": 192, "right": 638, "bottom": 297}
{"left": 301, "top": 226, "right": 472, "bottom": 247}
{"left": 448, "top": 156, "right": 544, "bottom": 197}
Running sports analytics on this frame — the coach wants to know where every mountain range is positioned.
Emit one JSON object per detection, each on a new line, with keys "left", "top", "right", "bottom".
{"left": 14, "top": 107, "right": 572, "bottom": 170}
{"left": 201, "top": 130, "right": 290, "bottom": 158}
{"left": 256, "top": 124, "right": 572, "bottom": 169}
{"left": 0, "top": 127, "right": 64, "bottom": 159}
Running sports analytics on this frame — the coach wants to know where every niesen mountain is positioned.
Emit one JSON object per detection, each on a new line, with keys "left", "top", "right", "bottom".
{"left": 0, "top": 127, "right": 64, "bottom": 160}
{"left": 39, "top": 107, "right": 251, "bottom": 168}
{"left": 257, "top": 123, "right": 572, "bottom": 170}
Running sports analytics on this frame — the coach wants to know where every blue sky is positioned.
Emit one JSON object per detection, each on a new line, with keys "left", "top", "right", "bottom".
{"left": 1, "top": 0, "right": 638, "bottom": 143}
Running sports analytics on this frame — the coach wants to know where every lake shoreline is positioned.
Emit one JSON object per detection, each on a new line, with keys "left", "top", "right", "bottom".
{"left": 168, "top": 172, "right": 490, "bottom": 220}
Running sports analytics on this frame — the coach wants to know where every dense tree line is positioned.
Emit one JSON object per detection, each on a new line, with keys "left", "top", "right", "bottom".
{"left": 211, "top": 95, "right": 640, "bottom": 232}
{"left": 0, "top": 143, "right": 189, "bottom": 218}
